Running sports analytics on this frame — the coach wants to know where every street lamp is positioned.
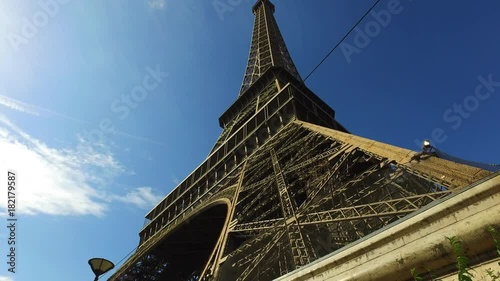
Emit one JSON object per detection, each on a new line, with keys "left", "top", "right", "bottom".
{"left": 88, "top": 258, "right": 115, "bottom": 281}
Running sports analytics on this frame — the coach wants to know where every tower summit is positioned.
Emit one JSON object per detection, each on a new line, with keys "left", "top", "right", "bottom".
{"left": 210, "top": 0, "right": 346, "bottom": 154}
{"left": 109, "top": 1, "right": 491, "bottom": 280}
{"left": 240, "top": 0, "right": 302, "bottom": 95}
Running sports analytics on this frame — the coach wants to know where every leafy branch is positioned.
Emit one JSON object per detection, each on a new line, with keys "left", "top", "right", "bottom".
{"left": 487, "top": 225, "right": 500, "bottom": 258}
{"left": 411, "top": 267, "right": 423, "bottom": 281}
{"left": 408, "top": 227, "right": 500, "bottom": 281}
{"left": 447, "top": 236, "right": 474, "bottom": 281}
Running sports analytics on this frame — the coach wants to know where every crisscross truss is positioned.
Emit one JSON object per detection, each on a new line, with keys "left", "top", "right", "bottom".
{"left": 239, "top": 0, "right": 302, "bottom": 95}
{"left": 215, "top": 124, "right": 462, "bottom": 281}
{"left": 109, "top": 121, "right": 490, "bottom": 281}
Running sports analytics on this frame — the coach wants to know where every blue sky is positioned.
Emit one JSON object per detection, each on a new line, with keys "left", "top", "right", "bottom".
{"left": 0, "top": 0, "right": 499, "bottom": 280}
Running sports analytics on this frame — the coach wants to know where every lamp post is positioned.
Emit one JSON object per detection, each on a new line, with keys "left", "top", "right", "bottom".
{"left": 88, "top": 258, "right": 115, "bottom": 281}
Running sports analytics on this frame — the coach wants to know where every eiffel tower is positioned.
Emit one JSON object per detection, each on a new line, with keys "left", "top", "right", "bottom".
{"left": 109, "top": 1, "right": 492, "bottom": 280}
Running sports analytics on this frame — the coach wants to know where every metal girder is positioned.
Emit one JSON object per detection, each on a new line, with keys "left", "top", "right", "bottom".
{"left": 298, "top": 191, "right": 451, "bottom": 226}
{"left": 296, "top": 121, "right": 490, "bottom": 188}
{"left": 300, "top": 145, "right": 355, "bottom": 209}
{"left": 236, "top": 183, "right": 274, "bottom": 222}
{"left": 239, "top": 176, "right": 274, "bottom": 193}
{"left": 236, "top": 230, "right": 287, "bottom": 281}
{"left": 231, "top": 218, "right": 283, "bottom": 233}
{"left": 271, "top": 149, "right": 315, "bottom": 267}
{"left": 284, "top": 144, "right": 343, "bottom": 174}
{"left": 271, "top": 149, "right": 299, "bottom": 218}
{"left": 225, "top": 230, "right": 276, "bottom": 260}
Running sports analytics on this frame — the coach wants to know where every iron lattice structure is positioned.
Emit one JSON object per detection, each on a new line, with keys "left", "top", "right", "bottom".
{"left": 109, "top": 1, "right": 491, "bottom": 280}
{"left": 238, "top": 0, "right": 302, "bottom": 96}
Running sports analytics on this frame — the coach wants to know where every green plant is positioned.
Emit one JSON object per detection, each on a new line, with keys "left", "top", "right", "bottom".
{"left": 485, "top": 225, "right": 500, "bottom": 280}
{"left": 447, "top": 236, "right": 474, "bottom": 281}
{"left": 411, "top": 267, "right": 423, "bottom": 281}
{"left": 409, "top": 230, "right": 500, "bottom": 281}
{"left": 487, "top": 225, "right": 500, "bottom": 258}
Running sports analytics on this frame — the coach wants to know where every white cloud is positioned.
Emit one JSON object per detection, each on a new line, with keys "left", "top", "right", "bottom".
{"left": 0, "top": 95, "right": 39, "bottom": 115}
{"left": 171, "top": 175, "right": 180, "bottom": 185}
{"left": 0, "top": 95, "right": 165, "bottom": 146}
{"left": 0, "top": 276, "right": 14, "bottom": 281}
{"left": 111, "top": 187, "right": 163, "bottom": 209}
{"left": 0, "top": 115, "right": 162, "bottom": 216}
{"left": 148, "top": 0, "right": 166, "bottom": 10}
{"left": 0, "top": 94, "right": 88, "bottom": 124}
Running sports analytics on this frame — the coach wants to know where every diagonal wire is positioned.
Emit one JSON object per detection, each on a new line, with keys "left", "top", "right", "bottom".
{"left": 303, "top": 0, "right": 382, "bottom": 82}
{"left": 97, "top": 245, "right": 138, "bottom": 280}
